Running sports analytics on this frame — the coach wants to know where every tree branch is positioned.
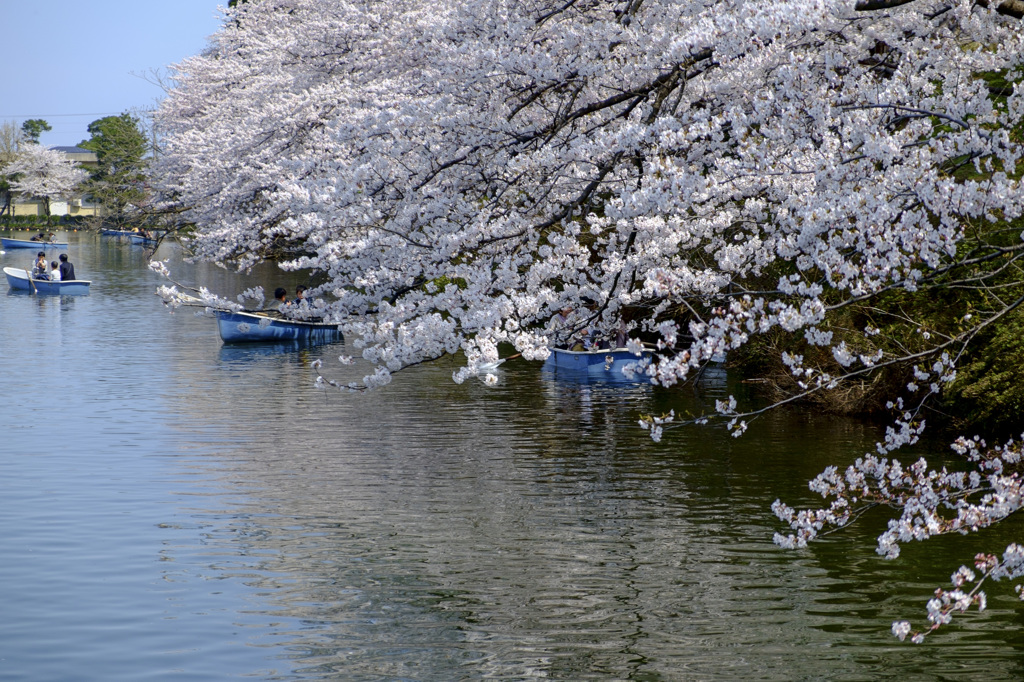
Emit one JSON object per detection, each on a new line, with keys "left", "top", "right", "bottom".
{"left": 855, "top": 0, "right": 1024, "bottom": 19}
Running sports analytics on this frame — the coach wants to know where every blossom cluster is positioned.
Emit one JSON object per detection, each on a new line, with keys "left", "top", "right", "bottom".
{"left": 892, "top": 543, "right": 1024, "bottom": 643}
{"left": 775, "top": 434, "right": 1024, "bottom": 638}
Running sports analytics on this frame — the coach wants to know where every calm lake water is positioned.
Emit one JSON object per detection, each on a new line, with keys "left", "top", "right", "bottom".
{"left": 1, "top": 230, "right": 1022, "bottom": 681}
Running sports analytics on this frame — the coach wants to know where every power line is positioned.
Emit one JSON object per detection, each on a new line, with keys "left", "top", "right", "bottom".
{"left": 0, "top": 112, "right": 131, "bottom": 118}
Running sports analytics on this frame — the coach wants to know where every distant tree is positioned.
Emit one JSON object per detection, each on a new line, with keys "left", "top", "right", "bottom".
{"left": 20, "top": 119, "right": 51, "bottom": 144}
{"left": 79, "top": 113, "right": 150, "bottom": 227}
{"left": 0, "top": 121, "right": 26, "bottom": 217}
{"left": 5, "top": 143, "right": 87, "bottom": 217}
{"left": 0, "top": 121, "right": 23, "bottom": 162}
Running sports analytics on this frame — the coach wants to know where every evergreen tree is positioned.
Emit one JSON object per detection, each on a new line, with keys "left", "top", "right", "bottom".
{"left": 20, "top": 119, "right": 51, "bottom": 144}
{"left": 80, "top": 113, "right": 149, "bottom": 227}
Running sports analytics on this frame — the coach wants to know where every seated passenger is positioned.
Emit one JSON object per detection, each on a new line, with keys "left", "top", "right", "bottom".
{"left": 50, "top": 261, "right": 62, "bottom": 282}
{"left": 31, "top": 252, "right": 48, "bottom": 279}
{"left": 265, "top": 287, "right": 288, "bottom": 311}
{"left": 58, "top": 254, "right": 76, "bottom": 281}
{"left": 550, "top": 307, "right": 574, "bottom": 349}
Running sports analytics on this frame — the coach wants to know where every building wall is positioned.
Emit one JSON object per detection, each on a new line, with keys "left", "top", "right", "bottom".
{"left": 11, "top": 198, "right": 101, "bottom": 218}
{"left": 12, "top": 200, "right": 43, "bottom": 217}
{"left": 69, "top": 203, "right": 101, "bottom": 217}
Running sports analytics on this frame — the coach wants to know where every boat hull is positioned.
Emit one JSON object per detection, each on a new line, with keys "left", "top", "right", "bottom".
{"left": 216, "top": 310, "right": 342, "bottom": 343}
{"left": 101, "top": 230, "right": 156, "bottom": 245}
{"left": 543, "top": 347, "right": 651, "bottom": 379}
{"left": 3, "top": 267, "right": 91, "bottom": 295}
{"left": 1, "top": 237, "right": 68, "bottom": 249}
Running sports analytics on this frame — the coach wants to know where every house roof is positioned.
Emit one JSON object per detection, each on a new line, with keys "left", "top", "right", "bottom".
{"left": 51, "top": 145, "right": 98, "bottom": 164}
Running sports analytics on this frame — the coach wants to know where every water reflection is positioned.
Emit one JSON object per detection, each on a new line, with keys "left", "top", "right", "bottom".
{"left": 3, "top": 230, "right": 1024, "bottom": 680}
{"left": 218, "top": 339, "right": 345, "bottom": 363}
{"left": 5, "top": 289, "right": 82, "bottom": 305}
{"left": 161, "top": 350, "right": 1024, "bottom": 679}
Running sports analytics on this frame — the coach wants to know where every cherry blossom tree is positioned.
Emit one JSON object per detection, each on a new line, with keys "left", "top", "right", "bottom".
{"left": 4, "top": 143, "right": 87, "bottom": 216}
{"left": 152, "top": 0, "right": 1023, "bottom": 639}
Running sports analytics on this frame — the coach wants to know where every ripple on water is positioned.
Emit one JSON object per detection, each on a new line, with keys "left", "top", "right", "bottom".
{"left": 3, "top": 235, "right": 1024, "bottom": 680}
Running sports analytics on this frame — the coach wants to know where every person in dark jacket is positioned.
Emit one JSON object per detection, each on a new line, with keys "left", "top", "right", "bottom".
{"left": 58, "top": 254, "right": 76, "bottom": 281}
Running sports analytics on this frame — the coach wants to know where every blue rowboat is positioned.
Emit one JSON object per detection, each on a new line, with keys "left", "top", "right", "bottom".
{"left": 216, "top": 309, "right": 342, "bottom": 343}
{"left": 543, "top": 347, "right": 652, "bottom": 379}
{"left": 101, "top": 229, "right": 157, "bottom": 245}
{"left": 1, "top": 237, "right": 68, "bottom": 249}
{"left": 4, "top": 266, "right": 91, "bottom": 295}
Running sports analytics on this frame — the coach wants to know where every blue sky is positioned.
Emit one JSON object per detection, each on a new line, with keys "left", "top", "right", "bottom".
{"left": 2, "top": 1, "right": 226, "bottom": 148}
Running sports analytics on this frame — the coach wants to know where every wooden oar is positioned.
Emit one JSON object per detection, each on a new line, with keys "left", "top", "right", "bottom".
{"left": 24, "top": 268, "right": 36, "bottom": 294}
{"left": 478, "top": 352, "right": 522, "bottom": 371}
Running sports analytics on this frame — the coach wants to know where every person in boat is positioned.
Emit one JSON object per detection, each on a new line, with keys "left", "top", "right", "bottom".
{"left": 292, "top": 285, "right": 308, "bottom": 306}
{"left": 550, "top": 307, "right": 574, "bottom": 349}
{"left": 31, "top": 252, "right": 49, "bottom": 279}
{"left": 574, "top": 304, "right": 602, "bottom": 350}
{"left": 550, "top": 305, "right": 600, "bottom": 350}
{"left": 30, "top": 232, "right": 45, "bottom": 242}
{"left": 49, "top": 261, "right": 61, "bottom": 282}
{"left": 265, "top": 287, "right": 288, "bottom": 311}
{"left": 612, "top": 319, "right": 629, "bottom": 349}
{"left": 551, "top": 304, "right": 597, "bottom": 350}
{"left": 58, "top": 254, "right": 76, "bottom": 281}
